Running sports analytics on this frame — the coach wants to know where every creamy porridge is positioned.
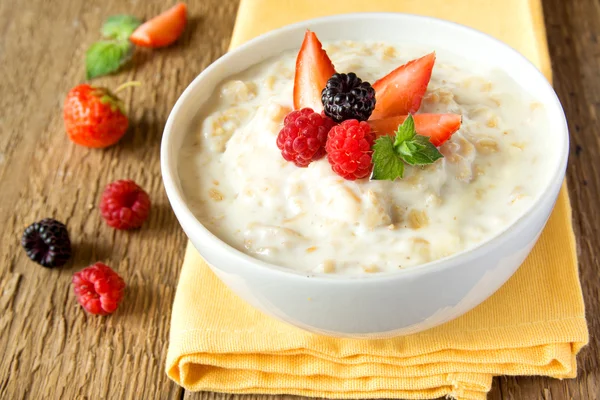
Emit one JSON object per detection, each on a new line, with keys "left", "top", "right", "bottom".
{"left": 178, "top": 40, "right": 555, "bottom": 275}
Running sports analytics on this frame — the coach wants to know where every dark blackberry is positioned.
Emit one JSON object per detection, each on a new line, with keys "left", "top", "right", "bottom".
{"left": 321, "top": 72, "right": 376, "bottom": 122}
{"left": 21, "top": 218, "right": 71, "bottom": 268}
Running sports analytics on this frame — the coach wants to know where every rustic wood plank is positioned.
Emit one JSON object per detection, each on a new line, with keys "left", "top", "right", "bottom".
{"left": 1, "top": 0, "right": 598, "bottom": 399}
{"left": 0, "top": 0, "right": 239, "bottom": 399}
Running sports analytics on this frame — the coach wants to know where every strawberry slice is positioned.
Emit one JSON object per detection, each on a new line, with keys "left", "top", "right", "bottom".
{"left": 293, "top": 30, "right": 336, "bottom": 112}
{"left": 130, "top": 3, "right": 187, "bottom": 48}
{"left": 368, "top": 113, "right": 462, "bottom": 146}
{"left": 370, "top": 52, "right": 436, "bottom": 120}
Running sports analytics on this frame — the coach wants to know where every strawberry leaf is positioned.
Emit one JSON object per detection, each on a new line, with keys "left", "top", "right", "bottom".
{"left": 371, "top": 136, "right": 405, "bottom": 180}
{"left": 102, "top": 15, "right": 141, "bottom": 41}
{"left": 85, "top": 40, "right": 133, "bottom": 80}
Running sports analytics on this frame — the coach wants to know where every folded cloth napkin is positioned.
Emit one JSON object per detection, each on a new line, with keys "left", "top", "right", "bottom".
{"left": 166, "top": 0, "right": 589, "bottom": 399}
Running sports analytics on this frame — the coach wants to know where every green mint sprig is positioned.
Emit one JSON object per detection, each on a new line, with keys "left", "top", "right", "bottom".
{"left": 101, "top": 15, "right": 142, "bottom": 41}
{"left": 86, "top": 40, "right": 134, "bottom": 80}
{"left": 371, "top": 114, "right": 443, "bottom": 181}
{"left": 86, "top": 15, "right": 141, "bottom": 79}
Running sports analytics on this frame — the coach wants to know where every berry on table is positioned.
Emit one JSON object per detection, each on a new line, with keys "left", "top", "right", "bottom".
{"left": 325, "top": 119, "right": 375, "bottom": 180}
{"left": 130, "top": 2, "right": 187, "bottom": 48}
{"left": 276, "top": 108, "right": 336, "bottom": 167}
{"left": 63, "top": 84, "right": 130, "bottom": 148}
{"left": 321, "top": 72, "right": 376, "bottom": 122}
{"left": 21, "top": 218, "right": 71, "bottom": 268}
{"left": 72, "top": 262, "right": 126, "bottom": 315}
{"left": 100, "top": 180, "right": 151, "bottom": 230}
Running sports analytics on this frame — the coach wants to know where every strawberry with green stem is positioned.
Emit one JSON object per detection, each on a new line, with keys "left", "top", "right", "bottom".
{"left": 63, "top": 81, "right": 140, "bottom": 148}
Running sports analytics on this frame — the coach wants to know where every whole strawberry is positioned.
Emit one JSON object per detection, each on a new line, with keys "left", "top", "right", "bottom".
{"left": 63, "top": 84, "right": 129, "bottom": 148}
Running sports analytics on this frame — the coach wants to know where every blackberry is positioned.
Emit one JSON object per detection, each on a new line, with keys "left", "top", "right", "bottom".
{"left": 21, "top": 218, "right": 71, "bottom": 268}
{"left": 321, "top": 72, "right": 376, "bottom": 122}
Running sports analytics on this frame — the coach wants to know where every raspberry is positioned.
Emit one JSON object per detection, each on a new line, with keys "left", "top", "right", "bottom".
{"left": 72, "top": 262, "right": 126, "bottom": 315}
{"left": 21, "top": 218, "right": 71, "bottom": 268}
{"left": 100, "top": 180, "right": 151, "bottom": 230}
{"left": 325, "top": 119, "right": 375, "bottom": 180}
{"left": 321, "top": 73, "right": 376, "bottom": 122}
{"left": 276, "top": 108, "right": 336, "bottom": 167}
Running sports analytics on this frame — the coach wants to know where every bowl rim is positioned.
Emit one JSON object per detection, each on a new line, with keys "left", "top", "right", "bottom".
{"left": 161, "top": 12, "right": 569, "bottom": 283}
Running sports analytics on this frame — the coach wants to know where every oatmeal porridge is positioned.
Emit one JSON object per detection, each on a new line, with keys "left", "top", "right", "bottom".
{"left": 178, "top": 39, "right": 555, "bottom": 275}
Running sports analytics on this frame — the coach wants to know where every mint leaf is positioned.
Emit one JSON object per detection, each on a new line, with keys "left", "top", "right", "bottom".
{"left": 86, "top": 40, "right": 133, "bottom": 79}
{"left": 398, "top": 135, "right": 443, "bottom": 166}
{"left": 102, "top": 15, "right": 141, "bottom": 41}
{"left": 371, "top": 136, "right": 405, "bottom": 180}
{"left": 394, "top": 114, "right": 416, "bottom": 147}
{"left": 370, "top": 113, "right": 444, "bottom": 181}
{"left": 397, "top": 140, "right": 417, "bottom": 158}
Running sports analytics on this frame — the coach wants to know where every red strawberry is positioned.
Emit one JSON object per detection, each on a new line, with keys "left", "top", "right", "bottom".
{"left": 370, "top": 52, "right": 436, "bottom": 120}
{"left": 293, "top": 30, "right": 336, "bottom": 112}
{"left": 368, "top": 113, "right": 462, "bottom": 146}
{"left": 63, "top": 84, "right": 129, "bottom": 148}
{"left": 130, "top": 2, "right": 187, "bottom": 48}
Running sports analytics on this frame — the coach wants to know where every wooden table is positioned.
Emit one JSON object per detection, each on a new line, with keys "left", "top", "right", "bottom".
{"left": 0, "top": 0, "right": 598, "bottom": 398}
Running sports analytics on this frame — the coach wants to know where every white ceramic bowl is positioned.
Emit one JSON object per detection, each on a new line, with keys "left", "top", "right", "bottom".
{"left": 161, "top": 13, "right": 568, "bottom": 338}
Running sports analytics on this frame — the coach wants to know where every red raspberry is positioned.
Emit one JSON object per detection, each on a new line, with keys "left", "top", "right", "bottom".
{"left": 325, "top": 119, "right": 375, "bottom": 180}
{"left": 276, "top": 108, "right": 336, "bottom": 167}
{"left": 72, "top": 262, "right": 126, "bottom": 315}
{"left": 100, "top": 180, "right": 151, "bottom": 230}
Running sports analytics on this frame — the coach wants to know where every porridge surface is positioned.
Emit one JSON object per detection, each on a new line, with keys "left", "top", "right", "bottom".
{"left": 178, "top": 41, "right": 554, "bottom": 275}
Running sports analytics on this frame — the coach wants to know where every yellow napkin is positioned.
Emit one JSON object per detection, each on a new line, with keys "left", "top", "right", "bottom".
{"left": 166, "top": 1, "right": 589, "bottom": 399}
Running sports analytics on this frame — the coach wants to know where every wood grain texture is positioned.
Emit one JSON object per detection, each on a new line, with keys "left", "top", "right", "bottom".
{"left": 0, "top": 0, "right": 598, "bottom": 399}
{"left": 0, "top": 0, "right": 239, "bottom": 399}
